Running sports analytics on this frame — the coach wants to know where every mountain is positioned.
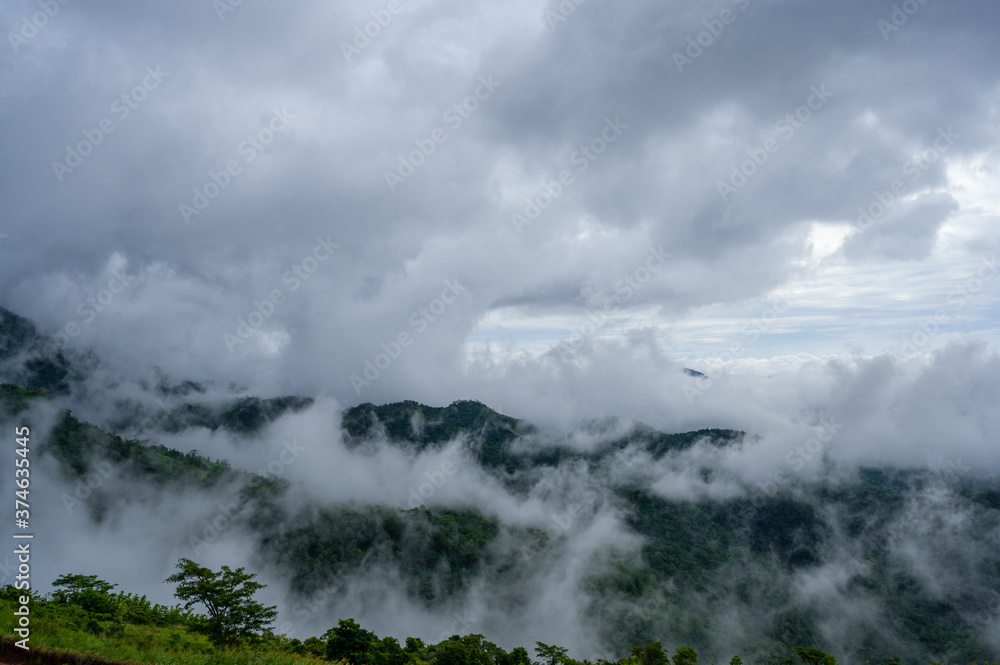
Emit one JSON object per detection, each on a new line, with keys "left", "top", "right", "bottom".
{"left": 343, "top": 399, "right": 743, "bottom": 475}
{"left": 0, "top": 307, "right": 79, "bottom": 393}
{"left": 1, "top": 306, "right": 998, "bottom": 664}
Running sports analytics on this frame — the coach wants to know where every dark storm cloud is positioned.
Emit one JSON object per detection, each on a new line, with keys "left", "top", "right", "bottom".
{"left": 0, "top": 0, "right": 997, "bottom": 414}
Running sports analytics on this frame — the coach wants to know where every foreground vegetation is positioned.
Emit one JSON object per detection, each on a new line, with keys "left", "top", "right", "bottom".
{"left": 0, "top": 570, "right": 890, "bottom": 665}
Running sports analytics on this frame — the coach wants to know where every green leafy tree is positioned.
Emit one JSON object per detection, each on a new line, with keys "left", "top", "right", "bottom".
{"left": 729, "top": 657, "right": 743, "bottom": 665}
{"left": 793, "top": 648, "right": 837, "bottom": 665}
{"left": 51, "top": 573, "right": 118, "bottom": 615}
{"left": 303, "top": 636, "right": 327, "bottom": 657}
{"left": 376, "top": 635, "right": 409, "bottom": 665}
{"left": 164, "top": 558, "right": 277, "bottom": 647}
{"left": 631, "top": 642, "right": 668, "bottom": 665}
{"left": 438, "top": 640, "right": 473, "bottom": 665}
{"left": 536, "top": 642, "right": 570, "bottom": 665}
{"left": 672, "top": 647, "right": 698, "bottom": 665}
{"left": 289, "top": 636, "right": 328, "bottom": 657}
{"left": 325, "top": 618, "right": 379, "bottom": 664}
{"left": 506, "top": 647, "right": 532, "bottom": 665}
{"left": 455, "top": 634, "right": 494, "bottom": 665}
{"left": 406, "top": 636, "right": 427, "bottom": 655}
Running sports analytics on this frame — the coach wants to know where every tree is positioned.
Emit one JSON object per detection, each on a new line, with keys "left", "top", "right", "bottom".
{"left": 438, "top": 640, "right": 472, "bottom": 665}
{"left": 507, "top": 647, "right": 532, "bottom": 665}
{"left": 536, "top": 642, "right": 569, "bottom": 665}
{"left": 793, "top": 648, "right": 837, "bottom": 665}
{"left": 672, "top": 647, "right": 698, "bottom": 665}
{"left": 164, "top": 558, "right": 277, "bottom": 647}
{"left": 469, "top": 633, "right": 519, "bottom": 665}
{"left": 289, "top": 636, "right": 328, "bottom": 658}
{"left": 376, "top": 636, "right": 409, "bottom": 665}
{"left": 631, "top": 643, "right": 668, "bottom": 665}
{"left": 51, "top": 573, "right": 118, "bottom": 615}
{"left": 325, "top": 618, "right": 379, "bottom": 664}
{"left": 406, "top": 637, "right": 426, "bottom": 654}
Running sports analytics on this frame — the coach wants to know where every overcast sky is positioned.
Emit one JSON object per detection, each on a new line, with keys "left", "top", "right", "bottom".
{"left": 1, "top": 0, "right": 999, "bottom": 431}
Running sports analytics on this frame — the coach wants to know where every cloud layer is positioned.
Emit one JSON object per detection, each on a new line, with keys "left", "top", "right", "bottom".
{"left": 1, "top": 0, "right": 997, "bottom": 419}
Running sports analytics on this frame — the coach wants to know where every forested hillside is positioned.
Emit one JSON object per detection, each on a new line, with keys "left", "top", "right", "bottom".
{"left": 1, "top": 306, "right": 999, "bottom": 664}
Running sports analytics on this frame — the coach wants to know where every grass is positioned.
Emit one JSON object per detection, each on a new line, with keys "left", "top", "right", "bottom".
{"left": 0, "top": 599, "right": 327, "bottom": 665}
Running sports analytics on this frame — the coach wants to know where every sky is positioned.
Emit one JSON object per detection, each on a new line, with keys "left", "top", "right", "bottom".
{"left": 1, "top": 0, "right": 999, "bottom": 430}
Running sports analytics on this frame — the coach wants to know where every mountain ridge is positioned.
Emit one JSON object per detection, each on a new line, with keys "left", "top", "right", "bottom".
{"left": 2, "top": 306, "right": 999, "bottom": 663}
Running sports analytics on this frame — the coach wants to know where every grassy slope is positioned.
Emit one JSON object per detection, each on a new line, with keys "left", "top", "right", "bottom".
{"left": 0, "top": 602, "right": 325, "bottom": 665}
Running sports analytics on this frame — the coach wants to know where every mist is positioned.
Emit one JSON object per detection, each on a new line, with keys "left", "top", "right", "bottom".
{"left": 3, "top": 334, "right": 1000, "bottom": 659}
